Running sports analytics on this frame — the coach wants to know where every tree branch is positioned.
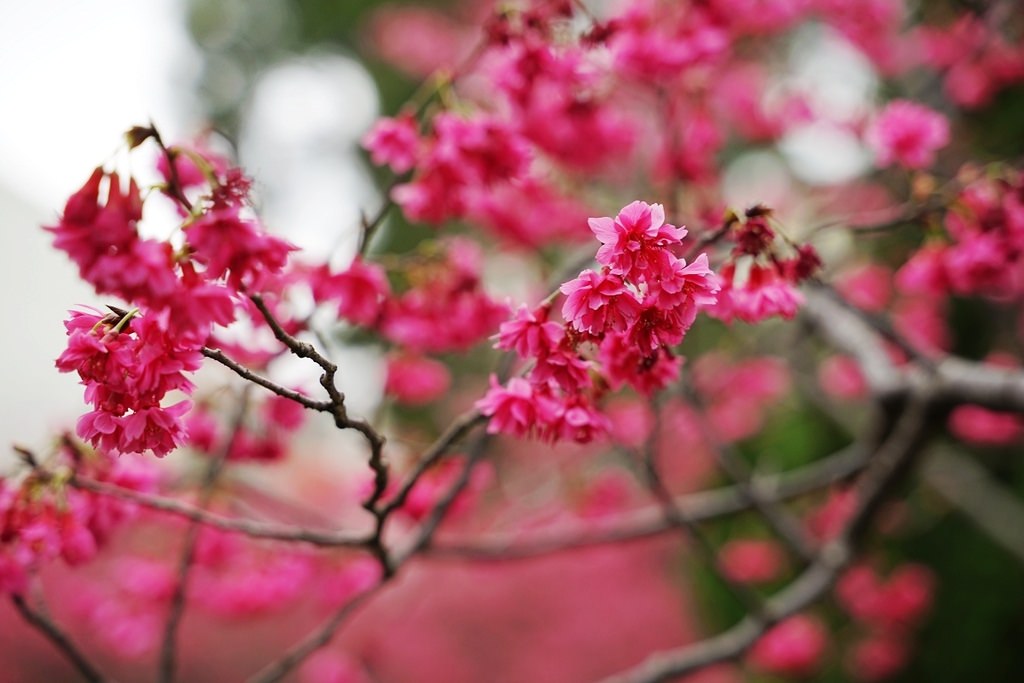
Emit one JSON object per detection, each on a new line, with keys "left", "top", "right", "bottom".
{"left": 921, "top": 445, "right": 1024, "bottom": 566}
{"left": 427, "top": 444, "right": 866, "bottom": 562}
{"left": 595, "top": 396, "right": 933, "bottom": 683}
{"left": 69, "top": 475, "right": 368, "bottom": 548}
{"left": 11, "top": 593, "right": 111, "bottom": 683}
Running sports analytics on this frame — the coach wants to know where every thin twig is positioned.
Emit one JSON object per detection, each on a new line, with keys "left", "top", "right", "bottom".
{"left": 596, "top": 398, "right": 934, "bottom": 683}
{"left": 247, "top": 429, "right": 492, "bottom": 683}
{"left": 69, "top": 476, "right": 368, "bottom": 548}
{"left": 11, "top": 593, "right": 110, "bottom": 683}
{"left": 636, "top": 402, "right": 768, "bottom": 621}
{"left": 680, "top": 377, "right": 817, "bottom": 562}
{"left": 428, "top": 444, "right": 866, "bottom": 562}
{"left": 201, "top": 347, "right": 331, "bottom": 411}
{"left": 923, "top": 445, "right": 1024, "bottom": 566}
{"left": 380, "top": 410, "right": 486, "bottom": 516}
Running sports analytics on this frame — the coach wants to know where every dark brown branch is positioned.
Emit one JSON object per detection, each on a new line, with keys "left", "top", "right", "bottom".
{"left": 380, "top": 410, "right": 486, "bottom": 516}
{"left": 245, "top": 293, "right": 392, "bottom": 574}
{"left": 357, "top": 186, "right": 398, "bottom": 256}
{"left": 201, "top": 348, "right": 331, "bottom": 411}
{"left": 246, "top": 585, "right": 382, "bottom": 683}
{"left": 247, "top": 429, "right": 492, "bottom": 683}
{"left": 11, "top": 593, "right": 110, "bottom": 683}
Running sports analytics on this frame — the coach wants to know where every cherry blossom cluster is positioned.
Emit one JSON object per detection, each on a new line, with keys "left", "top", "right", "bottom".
{"left": 0, "top": 446, "right": 156, "bottom": 595}
{"left": 476, "top": 201, "right": 718, "bottom": 443}
{"left": 741, "top": 552, "right": 935, "bottom": 680}
{"left": 186, "top": 392, "right": 307, "bottom": 463}
{"left": 899, "top": 170, "right": 1024, "bottom": 299}
{"left": 312, "top": 237, "right": 508, "bottom": 354}
{"left": 364, "top": 0, "right": 988, "bottom": 215}
{"left": 866, "top": 100, "right": 950, "bottom": 171}
{"left": 364, "top": 111, "right": 594, "bottom": 248}
{"left": 709, "top": 207, "right": 821, "bottom": 325}
{"left": 47, "top": 136, "right": 296, "bottom": 455}
{"left": 919, "top": 14, "right": 1024, "bottom": 109}
{"left": 836, "top": 562, "right": 936, "bottom": 681}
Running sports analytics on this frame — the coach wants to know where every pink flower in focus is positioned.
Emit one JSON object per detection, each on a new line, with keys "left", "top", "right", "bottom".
{"left": 748, "top": 615, "right": 828, "bottom": 677}
{"left": 711, "top": 263, "right": 804, "bottom": 324}
{"left": 495, "top": 304, "right": 563, "bottom": 358}
{"left": 867, "top": 100, "right": 950, "bottom": 170}
{"left": 650, "top": 253, "right": 720, "bottom": 314}
{"left": 588, "top": 201, "right": 687, "bottom": 278}
{"left": 530, "top": 344, "right": 592, "bottom": 392}
{"left": 598, "top": 334, "right": 683, "bottom": 396}
{"left": 46, "top": 170, "right": 141, "bottom": 285}
{"left": 561, "top": 269, "right": 642, "bottom": 336}
{"left": 547, "top": 395, "right": 610, "bottom": 444}
{"left": 118, "top": 402, "right": 192, "bottom": 457}
{"left": 385, "top": 353, "right": 452, "bottom": 405}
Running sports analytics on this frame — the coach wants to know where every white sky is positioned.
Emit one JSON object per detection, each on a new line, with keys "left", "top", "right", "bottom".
{"left": 0, "top": 0, "right": 200, "bottom": 453}
{"left": 0, "top": 0, "right": 200, "bottom": 208}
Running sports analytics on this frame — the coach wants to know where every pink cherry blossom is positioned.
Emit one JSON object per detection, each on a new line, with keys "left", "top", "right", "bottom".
{"left": 949, "top": 404, "right": 1024, "bottom": 445}
{"left": 847, "top": 634, "right": 909, "bottom": 682}
{"left": 495, "top": 304, "right": 563, "bottom": 358}
{"left": 311, "top": 258, "right": 390, "bottom": 327}
{"left": 560, "top": 269, "right": 642, "bottom": 336}
{"left": 362, "top": 114, "right": 421, "bottom": 174}
{"left": 475, "top": 376, "right": 558, "bottom": 439}
{"left": 867, "top": 100, "right": 950, "bottom": 170}
{"left": 748, "top": 614, "right": 828, "bottom": 677}
{"left": 185, "top": 206, "right": 296, "bottom": 292}
{"left": 719, "top": 538, "right": 785, "bottom": 585}
{"left": 385, "top": 353, "right": 452, "bottom": 405}
{"left": 589, "top": 201, "right": 687, "bottom": 279}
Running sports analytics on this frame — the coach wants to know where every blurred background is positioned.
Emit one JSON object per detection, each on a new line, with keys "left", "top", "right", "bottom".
{"left": 3, "top": 1, "right": 1024, "bottom": 682}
